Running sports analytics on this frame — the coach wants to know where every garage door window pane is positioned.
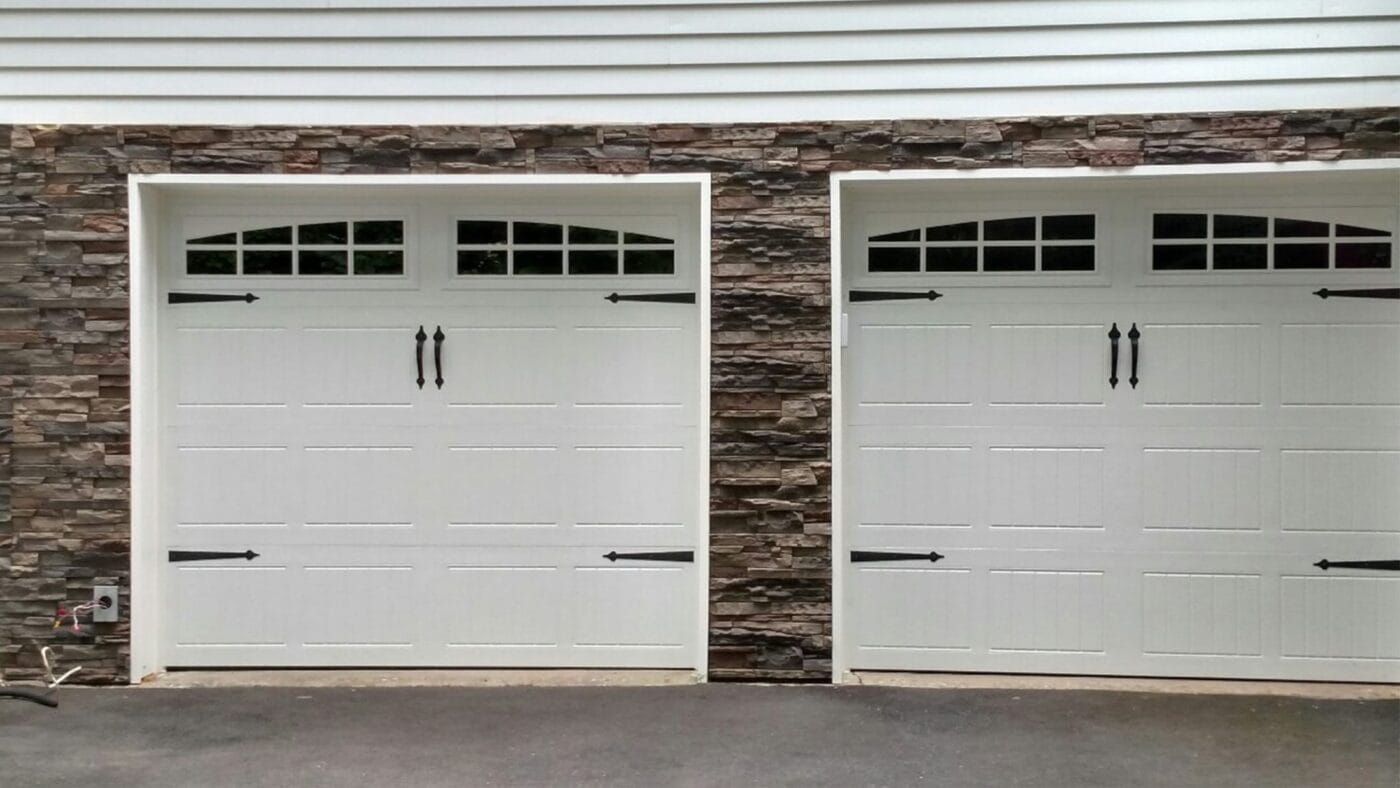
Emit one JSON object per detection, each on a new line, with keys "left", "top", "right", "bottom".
{"left": 1275, "top": 218, "right": 1328, "bottom": 238}
{"left": 514, "top": 250, "right": 563, "bottom": 275}
{"left": 624, "top": 249, "right": 675, "bottom": 275}
{"left": 514, "top": 222, "right": 563, "bottom": 244}
{"left": 1213, "top": 244, "right": 1267, "bottom": 270}
{"left": 244, "top": 250, "right": 292, "bottom": 275}
{"left": 984, "top": 246, "right": 1035, "bottom": 272}
{"left": 872, "top": 228, "right": 921, "bottom": 242}
{"left": 623, "top": 231, "right": 671, "bottom": 244}
{"left": 299, "top": 250, "right": 348, "bottom": 275}
{"left": 1213, "top": 215, "right": 1267, "bottom": 239}
{"left": 1153, "top": 245, "right": 1206, "bottom": 270}
{"left": 458, "top": 249, "right": 506, "bottom": 275}
{"left": 187, "top": 249, "right": 236, "bottom": 275}
{"left": 1274, "top": 244, "right": 1328, "bottom": 269}
{"left": 1154, "top": 214, "right": 1207, "bottom": 239}
{"left": 1041, "top": 246, "right": 1095, "bottom": 272}
{"left": 244, "top": 226, "right": 293, "bottom": 245}
{"left": 1337, "top": 224, "right": 1389, "bottom": 237}
{"left": 353, "top": 221, "right": 403, "bottom": 245}
{"left": 869, "top": 247, "right": 920, "bottom": 273}
{"left": 298, "top": 222, "right": 348, "bottom": 245}
{"left": 569, "top": 225, "right": 619, "bottom": 245}
{"left": 569, "top": 250, "right": 618, "bottom": 275}
{"left": 984, "top": 217, "right": 1035, "bottom": 241}
{"left": 1042, "top": 215, "right": 1095, "bottom": 241}
{"left": 458, "top": 221, "right": 507, "bottom": 245}
{"left": 926, "top": 247, "right": 976, "bottom": 272}
{"left": 189, "top": 232, "right": 237, "bottom": 245}
{"left": 354, "top": 250, "right": 404, "bottom": 276}
{"left": 1335, "top": 243, "right": 1391, "bottom": 269}
{"left": 925, "top": 222, "right": 977, "bottom": 242}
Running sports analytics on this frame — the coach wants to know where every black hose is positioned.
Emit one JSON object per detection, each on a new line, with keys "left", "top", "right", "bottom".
{"left": 0, "top": 687, "right": 58, "bottom": 708}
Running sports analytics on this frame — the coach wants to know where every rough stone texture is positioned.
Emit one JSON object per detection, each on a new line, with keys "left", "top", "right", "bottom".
{"left": 0, "top": 109, "right": 1395, "bottom": 684}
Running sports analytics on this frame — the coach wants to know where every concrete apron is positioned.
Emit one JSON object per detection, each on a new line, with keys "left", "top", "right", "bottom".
{"left": 849, "top": 671, "right": 1400, "bottom": 700}
{"left": 142, "top": 669, "right": 702, "bottom": 688}
{"left": 142, "top": 668, "right": 1397, "bottom": 698}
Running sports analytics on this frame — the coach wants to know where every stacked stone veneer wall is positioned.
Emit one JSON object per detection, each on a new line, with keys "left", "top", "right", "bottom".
{"left": 0, "top": 109, "right": 1395, "bottom": 683}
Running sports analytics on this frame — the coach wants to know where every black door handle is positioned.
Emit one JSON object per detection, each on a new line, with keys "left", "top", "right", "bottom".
{"left": 1128, "top": 323, "right": 1140, "bottom": 389}
{"left": 1108, "top": 323, "right": 1120, "bottom": 389}
{"left": 432, "top": 326, "right": 445, "bottom": 389}
{"left": 415, "top": 326, "right": 427, "bottom": 389}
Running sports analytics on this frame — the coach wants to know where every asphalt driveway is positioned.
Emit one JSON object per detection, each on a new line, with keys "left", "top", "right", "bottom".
{"left": 1, "top": 685, "right": 1396, "bottom": 787}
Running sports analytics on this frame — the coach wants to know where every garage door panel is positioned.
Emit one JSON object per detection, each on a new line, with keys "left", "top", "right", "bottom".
{"left": 572, "top": 445, "right": 690, "bottom": 532}
{"left": 988, "top": 324, "right": 1105, "bottom": 406}
{"left": 571, "top": 566, "right": 693, "bottom": 650}
{"left": 1142, "top": 572, "right": 1263, "bottom": 658}
{"left": 987, "top": 569, "right": 1106, "bottom": 655}
{"left": 1142, "top": 448, "right": 1263, "bottom": 532}
{"left": 850, "top": 567, "right": 974, "bottom": 652}
{"left": 1142, "top": 323, "right": 1262, "bottom": 407}
{"left": 442, "top": 565, "right": 563, "bottom": 649}
{"left": 174, "top": 445, "right": 295, "bottom": 528}
{"left": 297, "top": 564, "right": 421, "bottom": 649}
{"left": 301, "top": 445, "right": 421, "bottom": 529}
{"left": 1281, "top": 575, "right": 1400, "bottom": 661}
{"left": 570, "top": 325, "right": 689, "bottom": 406}
{"left": 1281, "top": 323, "right": 1400, "bottom": 407}
{"left": 168, "top": 565, "right": 292, "bottom": 651}
{"left": 1280, "top": 449, "right": 1400, "bottom": 534}
{"left": 852, "top": 323, "right": 974, "bottom": 413}
{"left": 442, "top": 325, "right": 561, "bottom": 414}
{"left": 854, "top": 446, "right": 973, "bottom": 529}
{"left": 301, "top": 327, "right": 420, "bottom": 408}
{"left": 986, "top": 447, "right": 1105, "bottom": 530}
{"left": 174, "top": 327, "right": 293, "bottom": 409}
{"left": 442, "top": 445, "right": 564, "bottom": 529}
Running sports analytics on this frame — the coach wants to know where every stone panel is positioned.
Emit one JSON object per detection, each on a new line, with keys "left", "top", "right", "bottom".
{"left": 0, "top": 109, "right": 1396, "bottom": 683}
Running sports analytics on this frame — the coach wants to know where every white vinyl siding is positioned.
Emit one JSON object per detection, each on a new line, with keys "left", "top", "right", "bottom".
{"left": 2, "top": 0, "right": 1397, "bottom": 125}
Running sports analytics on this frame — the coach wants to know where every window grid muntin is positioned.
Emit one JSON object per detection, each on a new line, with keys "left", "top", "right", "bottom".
{"left": 455, "top": 220, "right": 675, "bottom": 276}
{"left": 185, "top": 220, "right": 407, "bottom": 276}
{"left": 1151, "top": 212, "right": 1394, "bottom": 271}
{"left": 867, "top": 214, "right": 1097, "bottom": 274}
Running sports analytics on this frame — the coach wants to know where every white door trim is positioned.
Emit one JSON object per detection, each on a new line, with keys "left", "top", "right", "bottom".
{"left": 829, "top": 159, "right": 1400, "bottom": 683}
{"left": 128, "top": 173, "right": 712, "bottom": 683}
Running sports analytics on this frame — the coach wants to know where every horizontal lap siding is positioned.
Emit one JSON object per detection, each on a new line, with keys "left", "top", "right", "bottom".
{"left": 2, "top": 1, "right": 1398, "bottom": 124}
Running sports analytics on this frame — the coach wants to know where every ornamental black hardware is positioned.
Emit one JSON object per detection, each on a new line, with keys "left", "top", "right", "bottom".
{"left": 1314, "top": 559, "right": 1400, "bottom": 571}
{"left": 602, "top": 550, "right": 694, "bottom": 563}
{"left": 168, "top": 550, "right": 260, "bottom": 563}
{"left": 414, "top": 325, "right": 427, "bottom": 390}
{"left": 1127, "top": 323, "right": 1141, "bottom": 389}
{"left": 849, "top": 290, "right": 942, "bottom": 303}
{"left": 851, "top": 550, "right": 944, "bottom": 563}
{"left": 604, "top": 292, "right": 696, "bottom": 304}
{"left": 1313, "top": 288, "right": 1400, "bottom": 300}
{"left": 432, "top": 326, "right": 445, "bottom": 390}
{"left": 168, "top": 292, "right": 259, "bottom": 305}
{"left": 1108, "top": 323, "right": 1121, "bottom": 389}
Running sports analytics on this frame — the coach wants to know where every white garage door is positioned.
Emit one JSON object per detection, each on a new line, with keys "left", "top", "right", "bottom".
{"left": 160, "top": 192, "right": 703, "bottom": 668}
{"left": 842, "top": 171, "right": 1400, "bottom": 682}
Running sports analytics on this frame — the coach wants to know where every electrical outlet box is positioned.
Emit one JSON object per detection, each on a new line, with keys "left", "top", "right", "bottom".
{"left": 93, "top": 585, "right": 119, "bottom": 623}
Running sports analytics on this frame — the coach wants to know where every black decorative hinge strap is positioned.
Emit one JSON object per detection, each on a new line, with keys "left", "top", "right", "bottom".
{"left": 168, "top": 292, "right": 259, "bottom": 304}
{"left": 851, "top": 550, "right": 944, "bottom": 563}
{"left": 604, "top": 292, "right": 696, "bottom": 304}
{"left": 1313, "top": 288, "right": 1400, "bottom": 300}
{"left": 1314, "top": 559, "right": 1400, "bottom": 571}
{"left": 168, "top": 550, "right": 260, "bottom": 563}
{"left": 849, "top": 290, "right": 942, "bottom": 303}
{"left": 602, "top": 550, "right": 694, "bottom": 563}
